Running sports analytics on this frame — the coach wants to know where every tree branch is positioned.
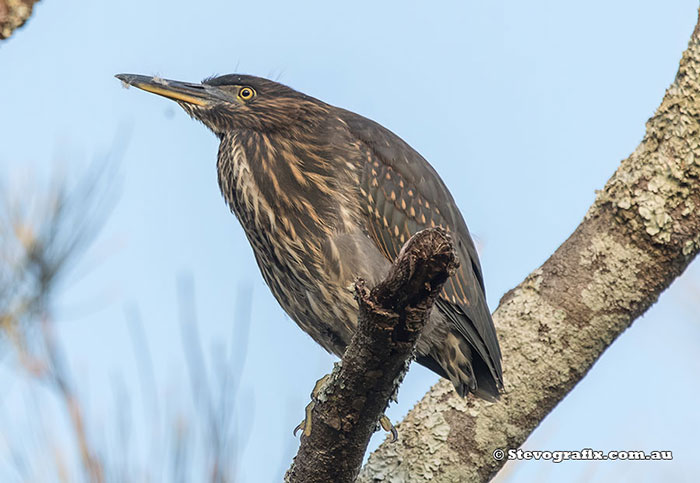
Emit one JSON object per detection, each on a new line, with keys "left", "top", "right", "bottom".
{"left": 285, "top": 228, "right": 459, "bottom": 483}
{"left": 358, "top": 8, "right": 700, "bottom": 483}
{"left": 0, "top": 0, "right": 40, "bottom": 40}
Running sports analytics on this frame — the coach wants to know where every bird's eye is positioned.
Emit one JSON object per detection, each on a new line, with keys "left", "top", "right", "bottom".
{"left": 239, "top": 87, "right": 255, "bottom": 101}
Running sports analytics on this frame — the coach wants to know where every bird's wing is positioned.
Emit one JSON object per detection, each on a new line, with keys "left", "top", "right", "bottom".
{"left": 340, "top": 110, "right": 503, "bottom": 387}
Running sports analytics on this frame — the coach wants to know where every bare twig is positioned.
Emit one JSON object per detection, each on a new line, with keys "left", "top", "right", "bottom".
{"left": 285, "top": 228, "right": 458, "bottom": 483}
{"left": 40, "top": 316, "right": 105, "bottom": 483}
{"left": 1, "top": 147, "right": 250, "bottom": 481}
{"left": 0, "top": 159, "right": 116, "bottom": 482}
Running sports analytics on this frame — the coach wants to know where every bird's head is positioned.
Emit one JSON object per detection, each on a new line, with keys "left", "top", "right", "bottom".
{"left": 115, "top": 73, "right": 330, "bottom": 135}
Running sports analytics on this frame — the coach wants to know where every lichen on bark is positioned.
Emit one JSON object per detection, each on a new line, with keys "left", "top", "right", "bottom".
{"left": 359, "top": 8, "right": 700, "bottom": 483}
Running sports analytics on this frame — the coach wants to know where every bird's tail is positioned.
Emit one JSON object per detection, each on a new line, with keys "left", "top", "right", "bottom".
{"left": 426, "top": 330, "right": 501, "bottom": 401}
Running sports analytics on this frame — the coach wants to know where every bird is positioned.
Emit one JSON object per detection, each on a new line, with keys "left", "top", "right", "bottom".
{"left": 116, "top": 73, "right": 503, "bottom": 401}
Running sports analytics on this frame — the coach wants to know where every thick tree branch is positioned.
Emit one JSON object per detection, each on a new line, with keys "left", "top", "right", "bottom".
{"left": 285, "top": 228, "right": 458, "bottom": 483}
{"left": 359, "top": 8, "right": 700, "bottom": 483}
{"left": 0, "top": 0, "right": 40, "bottom": 40}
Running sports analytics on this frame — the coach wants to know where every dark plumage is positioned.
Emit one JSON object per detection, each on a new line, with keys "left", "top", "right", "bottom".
{"left": 116, "top": 73, "right": 504, "bottom": 399}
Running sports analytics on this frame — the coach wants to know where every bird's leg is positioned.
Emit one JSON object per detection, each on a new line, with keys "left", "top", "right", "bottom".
{"left": 293, "top": 372, "right": 398, "bottom": 441}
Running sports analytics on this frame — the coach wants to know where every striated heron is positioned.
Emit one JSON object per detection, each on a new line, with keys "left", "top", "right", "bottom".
{"left": 116, "top": 73, "right": 503, "bottom": 401}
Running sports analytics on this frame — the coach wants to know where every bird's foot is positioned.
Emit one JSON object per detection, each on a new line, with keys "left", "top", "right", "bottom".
{"left": 295, "top": 408, "right": 398, "bottom": 441}
{"left": 293, "top": 400, "right": 315, "bottom": 438}
{"left": 379, "top": 415, "right": 398, "bottom": 442}
{"left": 293, "top": 374, "right": 332, "bottom": 438}
{"left": 292, "top": 373, "right": 398, "bottom": 442}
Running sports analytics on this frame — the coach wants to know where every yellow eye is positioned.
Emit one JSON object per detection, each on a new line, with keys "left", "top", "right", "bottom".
{"left": 239, "top": 87, "right": 255, "bottom": 100}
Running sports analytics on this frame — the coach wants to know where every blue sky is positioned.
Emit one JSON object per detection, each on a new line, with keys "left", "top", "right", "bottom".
{"left": 1, "top": 1, "right": 699, "bottom": 481}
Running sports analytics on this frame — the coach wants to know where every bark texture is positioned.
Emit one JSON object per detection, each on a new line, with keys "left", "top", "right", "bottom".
{"left": 0, "top": 0, "right": 40, "bottom": 40}
{"left": 286, "top": 228, "right": 458, "bottom": 483}
{"left": 359, "top": 9, "right": 700, "bottom": 483}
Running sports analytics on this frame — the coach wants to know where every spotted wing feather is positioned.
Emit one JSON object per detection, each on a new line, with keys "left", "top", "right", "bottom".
{"left": 340, "top": 110, "right": 504, "bottom": 392}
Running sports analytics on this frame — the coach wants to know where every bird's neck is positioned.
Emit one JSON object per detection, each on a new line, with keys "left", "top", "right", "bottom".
{"left": 216, "top": 129, "right": 349, "bottom": 243}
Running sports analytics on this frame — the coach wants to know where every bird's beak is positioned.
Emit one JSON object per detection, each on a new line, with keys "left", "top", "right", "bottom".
{"left": 115, "top": 74, "right": 217, "bottom": 106}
